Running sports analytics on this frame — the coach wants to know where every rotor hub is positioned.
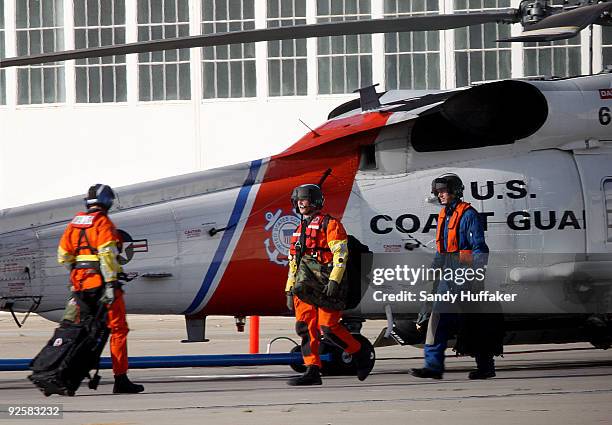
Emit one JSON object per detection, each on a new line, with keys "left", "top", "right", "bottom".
{"left": 519, "top": 0, "right": 554, "bottom": 26}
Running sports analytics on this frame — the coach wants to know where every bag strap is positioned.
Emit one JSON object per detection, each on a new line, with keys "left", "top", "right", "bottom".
{"left": 295, "top": 217, "right": 309, "bottom": 270}
{"left": 313, "top": 215, "right": 333, "bottom": 256}
{"left": 321, "top": 214, "right": 330, "bottom": 232}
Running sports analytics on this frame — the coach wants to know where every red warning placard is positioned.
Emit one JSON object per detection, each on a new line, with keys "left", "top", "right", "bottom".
{"left": 600, "top": 89, "right": 612, "bottom": 99}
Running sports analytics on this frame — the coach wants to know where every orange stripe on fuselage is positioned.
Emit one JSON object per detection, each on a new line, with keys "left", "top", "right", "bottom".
{"left": 199, "top": 112, "right": 390, "bottom": 316}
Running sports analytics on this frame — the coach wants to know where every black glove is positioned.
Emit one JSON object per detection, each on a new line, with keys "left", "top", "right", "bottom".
{"left": 286, "top": 292, "right": 294, "bottom": 312}
{"left": 326, "top": 280, "right": 340, "bottom": 297}
{"left": 118, "top": 272, "right": 136, "bottom": 282}
{"left": 416, "top": 302, "right": 431, "bottom": 331}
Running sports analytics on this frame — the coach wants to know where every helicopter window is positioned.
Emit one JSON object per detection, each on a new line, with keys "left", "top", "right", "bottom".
{"left": 74, "top": 0, "right": 127, "bottom": 103}
{"left": 267, "top": 1, "right": 307, "bottom": 97}
{"left": 359, "top": 145, "right": 377, "bottom": 171}
{"left": 138, "top": 0, "right": 191, "bottom": 101}
{"left": 376, "top": 138, "right": 408, "bottom": 173}
{"left": 316, "top": 1, "right": 373, "bottom": 94}
{"left": 202, "top": 1, "right": 256, "bottom": 98}
{"left": 605, "top": 180, "right": 612, "bottom": 243}
{"left": 359, "top": 126, "right": 409, "bottom": 174}
{"left": 16, "top": 0, "right": 65, "bottom": 104}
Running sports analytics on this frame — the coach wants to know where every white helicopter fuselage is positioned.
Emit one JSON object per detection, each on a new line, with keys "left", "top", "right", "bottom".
{"left": 1, "top": 74, "right": 611, "bottom": 327}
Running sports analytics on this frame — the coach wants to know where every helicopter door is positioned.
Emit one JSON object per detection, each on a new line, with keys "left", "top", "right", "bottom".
{"left": 572, "top": 152, "right": 612, "bottom": 255}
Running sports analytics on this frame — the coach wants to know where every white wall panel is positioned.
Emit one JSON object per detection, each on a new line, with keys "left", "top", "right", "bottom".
{"left": 1, "top": 95, "right": 354, "bottom": 208}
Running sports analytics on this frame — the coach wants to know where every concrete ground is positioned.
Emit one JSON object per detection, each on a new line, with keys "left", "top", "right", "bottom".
{"left": 0, "top": 313, "right": 611, "bottom": 425}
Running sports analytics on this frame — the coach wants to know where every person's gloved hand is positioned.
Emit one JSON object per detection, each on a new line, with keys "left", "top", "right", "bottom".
{"left": 100, "top": 283, "right": 116, "bottom": 305}
{"left": 326, "top": 280, "right": 340, "bottom": 297}
{"left": 416, "top": 302, "right": 431, "bottom": 331}
{"left": 286, "top": 291, "right": 294, "bottom": 312}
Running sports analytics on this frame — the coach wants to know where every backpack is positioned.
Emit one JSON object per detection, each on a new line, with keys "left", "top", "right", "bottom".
{"left": 345, "top": 234, "right": 373, "bottom": 310}
{"left": 293, "top": 215, "right": 372, "bottom": 310}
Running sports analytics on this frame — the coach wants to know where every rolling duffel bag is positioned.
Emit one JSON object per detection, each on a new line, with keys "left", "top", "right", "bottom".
{"left": 28, "top": 304, "right": 109, "bottom": 396}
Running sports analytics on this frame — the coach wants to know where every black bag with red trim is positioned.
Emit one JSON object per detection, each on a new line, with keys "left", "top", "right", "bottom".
{"left": 28, "top": 304, "right": 109, "bottom": 396}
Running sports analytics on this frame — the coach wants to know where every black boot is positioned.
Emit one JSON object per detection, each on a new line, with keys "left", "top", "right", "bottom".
{"left": 353, "top": 345, "right": 375, "bottom": 381}
{"left": 468, "top": 369, "right": 496, "bottom": 380}
{"left": 411, "top": 367, "right": 443, "bottom": 379}
{"left": 287, "top": 365, "right": 322, "bottom": 386}
{"left": 113, "top": 374, "right": 145, "bottom": 394}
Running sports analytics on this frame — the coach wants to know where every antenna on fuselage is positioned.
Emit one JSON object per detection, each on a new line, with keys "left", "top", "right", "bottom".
{"left": 353, "top": 84, "right": 381, "bottom": 111}
{"left": 318, "top": 168, "right": 332, "bottom": 189}
{"left": 299, "top": 119, "right": 321, "bottom": 137}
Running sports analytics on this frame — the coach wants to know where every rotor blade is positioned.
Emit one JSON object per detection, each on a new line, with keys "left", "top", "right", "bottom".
{"left": 0, "top": 11, "right": 518, "bottom": 68}
{"left": 499, "top": 2, "right": 612, "bottom": 42}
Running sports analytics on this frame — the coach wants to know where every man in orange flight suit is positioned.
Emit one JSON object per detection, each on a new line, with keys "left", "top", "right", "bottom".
{"left": 58, "top": 184, "right": 144, "bottom": 394}
{"left": 285, "top": 184, "right": 372, "bottom": 386}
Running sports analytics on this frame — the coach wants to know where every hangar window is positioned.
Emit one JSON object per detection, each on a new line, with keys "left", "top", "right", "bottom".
{"left": 523, "top": 0, "right": 581, "bottom": 78}
{"left": 267, "top": 0, "right": 307, "bottom": 97}
{"left": 603, "top": 27, "right": 612, "bottom": 70}
{"left": 454, "top": 0, "right": 511, "bottom": 87}
{"left": 74, "top": 0, "right": 127, "bottom": 103}
{"left": 16, "top": 0, "right": 65, "bottom": 104}
{"left": 524, "top": 38, "right": 581, "bottom": 78}
{"left": 605, "top": 180, "right": 612, "bottom": 243}
{"left": 202, "top": 0, "right": 256, "bottom": 98}
{"left": 317, "top": 0, "right": 372, "bottom": 94}
{"left": 0, "top": 0, "right": 4, "bottom": 105}
{"left": 384, "top": 0, "right": 441, "bottom": 90}
{"left": 137, "top": 0, "right": 191, "bottom": 101}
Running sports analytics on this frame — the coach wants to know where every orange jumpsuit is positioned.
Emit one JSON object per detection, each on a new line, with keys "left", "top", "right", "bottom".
{"left": 286, "top": 213, "right": 361, "bottom": 368}
{"left": 58, "top": 210, "right": 129, "bottom": 376}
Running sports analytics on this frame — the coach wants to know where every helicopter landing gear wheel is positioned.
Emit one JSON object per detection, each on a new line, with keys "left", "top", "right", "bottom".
{"left": 289, "top": 345, "right": 307, "bottom": 373}
{"left": 320, "top": 334, "right": 375, "bottom": 377}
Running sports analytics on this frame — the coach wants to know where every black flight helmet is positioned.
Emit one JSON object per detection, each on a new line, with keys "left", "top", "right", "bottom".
{"left": 291, "top": 184, "right": 324, "bottom": 214}
{"left": 431, "top": 174, "right": 464, "bottom": 199}
{"left": 85, "top": 184, "right": 116, "bottom": 211}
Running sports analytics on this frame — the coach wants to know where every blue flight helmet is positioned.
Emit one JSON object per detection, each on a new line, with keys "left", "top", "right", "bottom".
{"left": 291, "top": 184, "right": 324, "bottom": 214}
{"left": 85, "top": 184, "right": 116, "bottom": 211}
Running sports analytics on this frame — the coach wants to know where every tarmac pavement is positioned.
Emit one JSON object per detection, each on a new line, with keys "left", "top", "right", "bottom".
{"left": 0, "top": 313, "right": 610, "bottom": 425}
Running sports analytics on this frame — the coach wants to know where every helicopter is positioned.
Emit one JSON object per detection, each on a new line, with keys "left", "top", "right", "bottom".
{"left": 1, "top": 0, "right": 612, "bottom": 369}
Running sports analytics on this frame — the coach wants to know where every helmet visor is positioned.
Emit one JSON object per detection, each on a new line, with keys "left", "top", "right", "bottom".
{"left": 431, "top": 178, "right": 449, "bottom": 195}
{"left": 295, "top": 187, "right": 313, "bottom": 200}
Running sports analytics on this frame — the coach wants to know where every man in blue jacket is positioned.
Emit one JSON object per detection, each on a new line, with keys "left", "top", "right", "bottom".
{"left": 412, "top": 173, "right": 498, "bottom": 380}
